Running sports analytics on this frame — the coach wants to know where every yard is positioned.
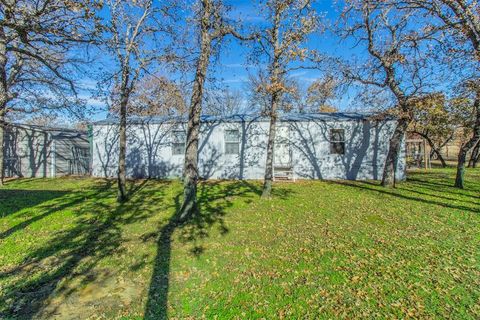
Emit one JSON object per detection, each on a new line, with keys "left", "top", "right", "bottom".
{"left": 0, "top": 168, "right": 479, "bottom": 319}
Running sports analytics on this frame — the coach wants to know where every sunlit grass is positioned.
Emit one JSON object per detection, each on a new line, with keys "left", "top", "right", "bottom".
{"left": 0, "top": 169, "right": 479, "bottom": 319}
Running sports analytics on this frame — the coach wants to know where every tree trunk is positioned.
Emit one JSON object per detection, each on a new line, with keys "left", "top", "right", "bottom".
{"left": 0, "top": 27, "right": 8, "bottom": 186}
{"left": 381, "top": 117, "right": 409, "bottom": 187}
{"left": 117, "top": 96, "right": 128, "bottom": 202}
{"left": 454, "top": 95, "right": 480, "bottom": 188}
{"left": 416, "top": 131, "right": 447, "bottom": 168}
{"left": 0, "top": 114, "right": 4, "bottom": 186}
{"left": 262, "top": 93, "right": 279, "bottom": 198}
{"left": 178, "top": 5, "right": 212, "bottom": 222}
{"left": 434, "top": 149, "right": 447, "bottom": 168}
{"left": 261, "top": 8, "right": 281, "bottom": 198}
{"left": 454, "top": 147, "right": 468, "bottom": 189}
{"left": 468, "top": 141, "right": 479, "bottom": 168}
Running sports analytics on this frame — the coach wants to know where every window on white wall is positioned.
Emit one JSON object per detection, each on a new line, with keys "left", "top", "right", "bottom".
{"left": 172, "top": 130, "right": 186, "bottom": 155}
{"left": 225, "top": 129, "right": 240, "bottom": 155}
{"left": 330, "top": 129, "right": 345, "bottom": 155}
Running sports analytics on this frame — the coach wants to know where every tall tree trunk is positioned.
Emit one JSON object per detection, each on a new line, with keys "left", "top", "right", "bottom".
{"left": 455, "top": 95, "right": 480, "bottom": 188}
{"left": 261, "top": 8, "right": 281, "bottom": 198}
{"left": 0, "top": 26, "right": 8, "bottom": 186}
{"left": 262, "top": 93, "right": 279, "bottom": 198}
{"left": 178, "top": 5, "right": 212, "bottom": 222}
{"left": 117, "top": 95, "right": 128, "bottom": 202}
{"left": 381, "top": 117, "right": 409, "bottom": 187}
{"left": 117, "top": 63, "right": 131, "bottom": 202}
{"left": 0, "top": 113, "right": 4, "bottom": 186}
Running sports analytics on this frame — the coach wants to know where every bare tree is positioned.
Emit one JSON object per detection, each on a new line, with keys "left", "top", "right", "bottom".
{"left": 305, "top": 75, "right": 341, "bottom": 112}
{"left": 340, "top": 0, "right": 436, "bottom": 187}
{"left": 0, "top": 0, "right": 99, "bottom": 185}
{"left": 253, "top": 0, "right": 319, "bottom": 197}
{"left": 110, "top": 75, "right": 187, "bottom": 117}
{"left": 101, "top": 0, "right": 178, "bottom": 202}
{"left": 203, "top": 87, "right": 245, "bottom": 116}
{"left": 394, "top": 0, "right": 479, "bottom": 60}
{"left": 409, "top": 93, "right": 455, "bottom": 167}
{"left": 451, "top": 79, "right": 480, "bottom": 187}
{"left": 469, "top": 140, "right": 479, "bottom": 167}
{"left": 395, "top": 0, "right": 480, "bottom": 188}
{"left": 178, "top": 0, "right": 255, "bottom": 221}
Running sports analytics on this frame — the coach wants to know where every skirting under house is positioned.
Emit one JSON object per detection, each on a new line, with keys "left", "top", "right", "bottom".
{"left": 91, "top": 113, "right": 406, "bottom": 181}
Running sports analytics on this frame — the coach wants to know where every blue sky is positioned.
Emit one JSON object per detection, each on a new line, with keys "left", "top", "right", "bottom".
{"left": 212, "top": 0, "right": 347, "bottom": 90}
{"left": 80, "top": 0, "right": 459, "bottom": 122}
{"left": 78, "top": 0, "right": 362, "bottom": 121}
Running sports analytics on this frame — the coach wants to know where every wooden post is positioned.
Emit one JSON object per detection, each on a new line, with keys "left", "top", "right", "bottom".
{"left": 424, "top": 138, "right": 428, "bottom": 170}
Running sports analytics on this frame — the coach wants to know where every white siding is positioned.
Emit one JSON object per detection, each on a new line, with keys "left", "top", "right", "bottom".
{"left": 91, "top": 118, "right": 406, "bottom": 181}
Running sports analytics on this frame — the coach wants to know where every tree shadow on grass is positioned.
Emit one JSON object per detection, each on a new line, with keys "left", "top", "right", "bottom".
{"left": 329, "top": 178, "right": 480, "bottom": 214}
{"left": 0, "top": 179, "right": 173, "bottom": 319}
{"left": 144, "top": 180, "right": 265, "bottom": 320}
{"left": 0, "top": 189, "right": 69, "bottom": 219}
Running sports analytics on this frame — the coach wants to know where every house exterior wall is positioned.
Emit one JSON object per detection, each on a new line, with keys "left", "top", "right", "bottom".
{"left": 91, "top": 118, "right": 406, "bottom": 181}
{"left": 3, "top": 125, "right": 91, "bottom": 178}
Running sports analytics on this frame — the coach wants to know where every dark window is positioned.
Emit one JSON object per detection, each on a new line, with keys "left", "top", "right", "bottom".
{"left": 330, "top": 129, "right": 345, "bottom": 155}
{"left": 172, "top": 130, "right": 186, "bottom": 155}
{"left": 225, "top": 129, "right": 240, "bottom": 155}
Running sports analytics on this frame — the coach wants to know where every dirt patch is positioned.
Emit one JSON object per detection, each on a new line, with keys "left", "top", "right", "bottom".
{"left": 37, "top": 270, "right": 146, "bottom": 319}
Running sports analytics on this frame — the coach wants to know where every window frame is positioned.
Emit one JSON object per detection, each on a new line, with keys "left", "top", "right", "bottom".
{"left": 330, "top": 128, "right": 345, "bottom": 155}
{"left": 171, "top": 130, "right": 186, "bottom": 156}
{"left": 224, "top": 129, "right": 240, "bottom": 155}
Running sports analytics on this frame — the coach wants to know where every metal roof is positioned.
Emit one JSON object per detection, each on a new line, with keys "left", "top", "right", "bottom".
{"left": 93, "top": 112, "right": 387, "bottom": 125}
{"left": 7, "top": 122, "right": 87, "bottom": 134}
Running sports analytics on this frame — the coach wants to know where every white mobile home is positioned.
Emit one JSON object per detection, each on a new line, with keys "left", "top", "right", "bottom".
{"left": 91, "top": 113, "right": 406, "bottom": 181}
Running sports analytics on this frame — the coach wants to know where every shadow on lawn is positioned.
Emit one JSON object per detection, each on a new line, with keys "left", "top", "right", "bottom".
{"left": 0, "top": 189, "right": 69, "bottom": 219}
{"left": 0, "top": 179, "right": 163, "bottom": 319}
{"left": 330, "top": 177, "right": 480, "bottom": 214}
{"left": 144, "top": 180, "right": 264, "bottom": 320}
{"left": 0, "top": 178, "right": 272, "bottom": 319}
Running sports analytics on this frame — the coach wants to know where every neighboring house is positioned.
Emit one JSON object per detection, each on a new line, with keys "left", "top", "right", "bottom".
{"left": 3, "top": 123, "right": 91, "bottom": 178}
{"left": 92, "top": 113, "right": 406, "bottom": 181}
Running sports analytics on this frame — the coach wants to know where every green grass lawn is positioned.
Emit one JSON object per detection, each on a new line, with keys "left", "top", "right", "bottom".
{"left": 0, "top": 169, "right": 479, "bottom": 319}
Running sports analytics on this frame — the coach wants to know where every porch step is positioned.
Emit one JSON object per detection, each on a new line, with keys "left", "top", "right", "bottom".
{"left": 273, "top": 167, "right": 296, "bottom": 182}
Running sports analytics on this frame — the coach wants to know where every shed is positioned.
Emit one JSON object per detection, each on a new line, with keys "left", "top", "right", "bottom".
{"left": 3, "top": 123, "right": 91, "bottom": 178}
{"left": 91, "top": 112, "right": 406, "bottom": 181}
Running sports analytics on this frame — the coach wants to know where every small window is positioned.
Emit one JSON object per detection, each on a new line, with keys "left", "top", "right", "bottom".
{"left": 330, "top": 129, "right": 345, "bottom": 155}
{"left": 172, "top": 130, "right": 186, "bottom": 155}
{"left": 225, "top": 129, "right": 240, "bottom": 155}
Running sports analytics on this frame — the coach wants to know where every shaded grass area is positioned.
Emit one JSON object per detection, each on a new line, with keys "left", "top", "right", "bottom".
{"left": 0, "top": 169, "right": 479, "bottom": 319}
